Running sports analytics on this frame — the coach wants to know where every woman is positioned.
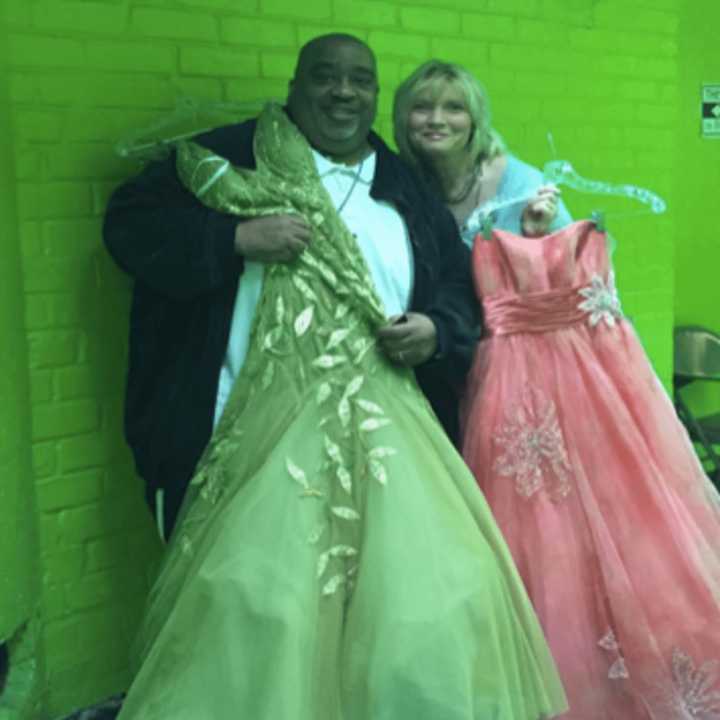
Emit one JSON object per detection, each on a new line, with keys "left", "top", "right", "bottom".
{"left": 395, "top": 60, "right": 720, "bottom": 719}
{"left": 393, "top": 60, "right": 571, "bottom": 244}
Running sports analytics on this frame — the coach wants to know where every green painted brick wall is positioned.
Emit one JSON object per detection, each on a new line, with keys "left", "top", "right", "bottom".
{"left": 0, "top": 3, "right": 44, "bottom": 718}
{"left": 674, "top": 2, "right": 720, "bottom": 420}
{"left": 1, "top": 0, "right": 694, "bottom": 716}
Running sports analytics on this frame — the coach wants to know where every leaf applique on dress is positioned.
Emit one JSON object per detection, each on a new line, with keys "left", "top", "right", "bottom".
{"left": 326, "top": 328, "right": 350, "bottom": 351}
{"left": 344, "top": 375, "right": 364, "bottom": 398}
{"left": 294, "top": 306, "right": 314, "bottom": 336}
{"left": 317, "top": 551, "right": 330, "bottom": 579}
{"left": 338, "top": 396, "right": 351, "bottom": 427}
{"left": 369, "top": 446, "right": 396, "bottom": 460}
{"left": 313, "top": 355, "right": 347, "bottom": 369}
{"left": 262, "top": 326, "right": 283, "bottom": 350}
{"left": 331, "top": 506, "right": 361, "bottom": 521}
{"left": 328, "top": 545, "right": 357, "bottom": 559}
{"left": 199, "top": 471, "right": 223, "bottom": 505}
{"left": 286, "top": 458, "right": 308, "bottom": 489}
{"left": 336, "top": 466, "right": 352, "bottom": 494}
{"left": 261, "top": 361, "right": 275, "bottom": 390}
{"left": 322, "top": 574, "right": 346, "bottom": 596}
{"left": 324, "top": 435, "right": 344, "bottom": 464}
{"left": 352, "top": 338, "right": 374, "bottom": 363}
{"left": 292, "top": 275, "right": 318, "bottom": 302}
{"left": 369, "top": 459, "right": 388, "bottom": 485}
{"left": 317, "top": 546, "right": 358, "bottom": 582}
{"left": 301, "top": 252, "right": 337, "bottom": 286}
{"left": 356, "top": 398, "right": 384, "bottom": 415}
{"left": 337, "top": 376, "right": 364, "bottom": 427}
{"left": 360, "top": 417, "right": 391, "bottom": 432}
{"left": 275, "top": 296, "right": 286, "bottom": 324}
{"left": 315, "top": 258, "right": 338, "bottom": 286}
{"left": 316, "top": 382, "right": 332, "bottom": 405}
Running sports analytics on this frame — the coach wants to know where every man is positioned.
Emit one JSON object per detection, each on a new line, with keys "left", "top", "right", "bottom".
{"left": 104, "top": 33, "right": 478, "bottom": 539}
{"left": 107, "top": 37, "right": 567, "bottom": 720}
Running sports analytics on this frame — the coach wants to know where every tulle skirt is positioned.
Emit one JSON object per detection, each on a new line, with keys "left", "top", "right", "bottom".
{"left": 118, "top": 371, "right": 566, "bottom": 720}
{"left": 463, "top": 318, "right": 720, "bottom": 719}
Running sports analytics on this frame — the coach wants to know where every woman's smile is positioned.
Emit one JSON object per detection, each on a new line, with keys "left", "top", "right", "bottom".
{"left": 408, "top": 82, "right": 473, "bottom": 158}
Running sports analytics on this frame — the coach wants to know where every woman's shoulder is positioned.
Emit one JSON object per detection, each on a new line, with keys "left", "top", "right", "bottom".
{"left": 502, "top": 154, "right": 545, "bottom": 188}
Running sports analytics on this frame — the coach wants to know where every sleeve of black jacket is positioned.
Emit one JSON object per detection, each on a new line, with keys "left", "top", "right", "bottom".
{"left": 103, "top": 122, "right": 256, "bottom": 299}
{"left": 101, "top": 121, "right": 258, "bottom": 535}
{"left": 415, "top": 199, "right": 480, "bottom": 448}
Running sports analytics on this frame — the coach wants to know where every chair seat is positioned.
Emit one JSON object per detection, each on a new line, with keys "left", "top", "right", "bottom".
{"left": 674, "top": 325, "right": 720, "bottom": 482}
{"left": 698, "top": 412, "right": 720, "bottom": 440}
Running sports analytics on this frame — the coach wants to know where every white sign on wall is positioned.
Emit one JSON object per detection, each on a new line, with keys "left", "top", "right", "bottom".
{"left": 702, "top": 84, "right": 720, "bottom": 138}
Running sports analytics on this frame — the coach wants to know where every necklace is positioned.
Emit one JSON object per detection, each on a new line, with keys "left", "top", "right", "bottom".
{"left": 336, "top": 158, "right": 365, "bottom": 214}
{"left": 446, "top": 163, "right": 481, "bottom": 205}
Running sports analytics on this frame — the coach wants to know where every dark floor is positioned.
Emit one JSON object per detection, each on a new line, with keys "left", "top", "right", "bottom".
{"left": 59, "top": 695, "right": 123, "bottom": 720}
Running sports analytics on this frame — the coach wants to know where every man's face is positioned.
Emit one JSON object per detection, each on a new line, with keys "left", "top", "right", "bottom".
{"left": 288, "top": 39, "right": 378, "bottom": 163}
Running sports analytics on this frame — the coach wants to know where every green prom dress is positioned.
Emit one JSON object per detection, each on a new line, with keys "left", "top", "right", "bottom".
{"left": 116, "top": 104, "right": 567, "bottom": 720}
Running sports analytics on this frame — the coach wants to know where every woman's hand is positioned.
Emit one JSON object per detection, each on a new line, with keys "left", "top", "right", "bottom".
{"left": 521, "top": 184, "right": 560, "bottom": 237}
{"left": 378, "top": 313, "right": 438, "bottom": 367}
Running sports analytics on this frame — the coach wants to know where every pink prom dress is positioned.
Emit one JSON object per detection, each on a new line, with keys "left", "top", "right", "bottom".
{"left": 462, "top": 219, "right": 720, "bottom": 719}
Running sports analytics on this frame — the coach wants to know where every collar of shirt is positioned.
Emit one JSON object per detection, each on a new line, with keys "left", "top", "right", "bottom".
{"left": 312, "top": 149, "right": 376, "bottom": 186}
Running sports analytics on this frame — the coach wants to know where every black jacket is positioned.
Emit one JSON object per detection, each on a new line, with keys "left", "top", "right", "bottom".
{"left": 104, "top": 118, "right": 478, "bottom": 532}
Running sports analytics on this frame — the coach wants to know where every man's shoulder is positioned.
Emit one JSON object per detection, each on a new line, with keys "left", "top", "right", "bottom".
{"left": 368, "top": 131, "right": 435, "bottom": 201}
{"left": 194, "top": 118, "right": 258, "bottom": 165}
{"left": 369, "top": 132, "right": 413, "bottom": 175}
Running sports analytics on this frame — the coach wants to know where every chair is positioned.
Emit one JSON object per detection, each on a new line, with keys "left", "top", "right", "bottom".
{"left": 673, "top": 325, "right": 720, "bottom": 483}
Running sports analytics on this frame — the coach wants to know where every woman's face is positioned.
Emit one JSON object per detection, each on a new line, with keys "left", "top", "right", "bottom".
{"left": 407, "top": 81, "right": 473, "bottom": 161}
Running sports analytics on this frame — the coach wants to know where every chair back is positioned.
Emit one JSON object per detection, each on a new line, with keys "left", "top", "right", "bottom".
{"left": 674, "top": 326, "right": 720, "bottom": 381}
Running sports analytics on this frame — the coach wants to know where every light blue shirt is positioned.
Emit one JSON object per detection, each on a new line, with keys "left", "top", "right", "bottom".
{"left": 461, "top": 154, "right": 572, "bottom": 247}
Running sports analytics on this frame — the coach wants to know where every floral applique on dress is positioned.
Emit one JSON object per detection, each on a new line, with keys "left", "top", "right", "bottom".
{"left": 577, "top": 271, "right": 623, "bottom": 327}
{"left": 663, "top": 647, "right": 720, "bottom": 719}
{"left": 493, "top": 385, "right": 572, "bottom": 501}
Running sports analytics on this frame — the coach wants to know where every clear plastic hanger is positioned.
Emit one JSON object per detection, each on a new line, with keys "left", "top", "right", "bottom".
{"left": 478, "top": 132, "right": 667, "bottom": 239}
{"left": 542, "top": 159, "right": 667, "bottom": 231}
{"left": 115, "top": 96, "right": 271, "bottom": 160}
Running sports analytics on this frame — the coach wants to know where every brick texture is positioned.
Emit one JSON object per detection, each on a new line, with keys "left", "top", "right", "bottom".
{"left": 4, "top": 0, "right": 687, "bottom": 716}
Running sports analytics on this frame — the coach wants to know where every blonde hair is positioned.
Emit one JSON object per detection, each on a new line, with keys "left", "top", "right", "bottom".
{"left": 393, "top": 59, "right": 506, "bottom": 172}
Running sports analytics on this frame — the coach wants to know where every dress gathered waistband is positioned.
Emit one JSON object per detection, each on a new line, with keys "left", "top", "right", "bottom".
{"left": 483, "top": 286, "right": 587, "bottom": 336}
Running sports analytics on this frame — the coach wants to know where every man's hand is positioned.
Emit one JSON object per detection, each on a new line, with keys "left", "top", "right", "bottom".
{"left": 234, "top": 214, "right": 311, "bottom": 263}
{"left": 377, "top": 312, "right": 438, "bottom": 367}
{"left": 521, "top": 184, "right": 560, "bottom": 237}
